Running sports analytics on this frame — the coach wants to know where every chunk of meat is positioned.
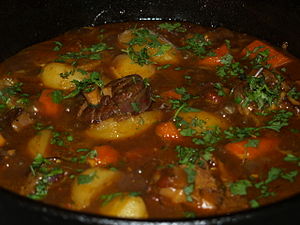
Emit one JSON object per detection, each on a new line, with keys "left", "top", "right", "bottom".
{"left": 151, "top": 166, "right": 223, "bottom": 212}
{"left": 0, "top": 108, "right": 22, "bottom": 128}
{"left": 20, "top": 157, "right": 66, "bottom": 198}
{"left": 79, "top": 74, "right": 152, "bottom": 123}
{"left": 83, "top": 86, "right": 101, "bottom": 105}
{"left": 11, "top": 112, "right": 34, "bottom": 132}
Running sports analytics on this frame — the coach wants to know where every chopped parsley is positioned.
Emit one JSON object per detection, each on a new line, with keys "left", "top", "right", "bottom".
{"left": 195, "top": 126, "right": 222, "bottom": 146}
{"left": 241, "top": 74, "right": 281, "bottom": 110}
{"left": 158, "top": 22, "right": 187, "bottom": 32}
{"left": 183, "top": 184, "right": 194, "bottom": 202}
{"left": 34, "top": 122, "right": 54, "bottom": 131}
{"left": 184, "top": 211, "right": 196, "bottom": 218}
{"left": 157, "top": 64, "right": 172, "bottom": 70}
{"left": 175, "top": 146, "right": 201, "bottom": 166}
{"left": 183, "top": 166, "right": 197, "bottom": 202}
{"left": 287, "top": 87, "right": 300, "bottom": 100}
{"left": 64, "top": 71, "right": 104, "bottom": 99}
{"left": 216, "top": 54, "right": 245, "bottom": 78}
{"left": 131, "top": 102, "right": 141, "bottom": 113}
{"left": 230, "top": 167, "right": 299, "bottom": 206}
{"left": 52, "top": 41, "right": 63, "bottom": 51}
{"left": 224, "top": 110, "right": 292, "bottom": 142}
{"left": 230, "top": 179, "right": 252, "bottom": 196}
{"left": 0, "top": 82, "right": 29, "bottom": 109}
{"left": 170, "top": 87, "right": 200, "bottom": 119}
{"left": 244, "top": 139, "right": 260, "bottom": 148}
{"left": 59, "top": 70, "right": 74, "bottom": 79}
{"left": 249, "top": 48, "right": 271, "bottom": 69}
{"left": 214, "top": 82, "right": 226, "bottom": 96}
{"left": 181, "top": 33, "right": 215, "bottom": 58}
{"left": 28, "top": 154, "right": 64, "bottom": 200}
{"left": 71, "top": 148, "right": 97, "bottom": 164}
{"left": 284, "top": 154, "right": 300, "bottom": 166}
{"left": 100, "top": 192, "right": 141, "bottom": 206}
{"left": 224, "top": 126, "right": 260, "bottom": 142}
{"left": 123, "top": 28, "right": 172, "bottom": 66}
{"left": 56, "top": 42, "right": 111, "bottom": 63}
{"left": 249, "top": 199, "right": 260, "bottom": 208}
{"left": 51, "top": 90, "right": 64, "bottom": 104}
{"left": 50, "top": 131, "right": 74, "bottom": 147}
{"left": 262, "top": 110, "right": 293, "bottom": 132}
{"left": 77, "top": 171, "right": 97, "bottom": 184}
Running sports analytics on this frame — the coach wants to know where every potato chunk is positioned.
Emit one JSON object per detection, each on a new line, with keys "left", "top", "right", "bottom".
{"left": 179, "top": 111, "right": 228, "bottom": 133}
{"left": 86, "top": 110, "right": 162, "bottom": 140}
{"left": 40, "top": 62, "right": 87, "bottom": 90}
{"left": 118, "top": 29, "right": 181, "bottom": 65}
{"left": 99, "top": 194, "right": 148, "bottom": 219}
{"left": 71, "top": 168, "right": 120, "bottom": 209}
{"left": 27, "top": 130, "right": 52, "bottom": 157}
{"left": 151, "top": 46, "right": 180, "bottom": 65}
{"left": 111, "top": 54, "right": 156, "bottom": 79}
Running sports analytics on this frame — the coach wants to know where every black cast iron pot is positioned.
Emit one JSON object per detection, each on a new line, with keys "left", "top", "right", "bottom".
{"left": 0, "top": 0, "right": 300, "bottom": 224}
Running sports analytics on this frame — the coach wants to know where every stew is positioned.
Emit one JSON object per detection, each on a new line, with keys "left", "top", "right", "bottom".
{"left": 0, "top": 21, "right": 300, "bottom": 219}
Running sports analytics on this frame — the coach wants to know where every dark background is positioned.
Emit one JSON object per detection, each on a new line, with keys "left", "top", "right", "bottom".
{"left": 0, "top": 0, "right": 299, "bottom": 62}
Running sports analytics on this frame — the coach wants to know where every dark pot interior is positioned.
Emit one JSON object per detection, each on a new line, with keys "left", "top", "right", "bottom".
{"left": 0, "top": 0, "right": 300, "bottom": 224}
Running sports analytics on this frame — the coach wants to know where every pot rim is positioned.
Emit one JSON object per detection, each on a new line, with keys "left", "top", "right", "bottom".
{"left": 1, "top": 185, "right": 300, "bottom": 225}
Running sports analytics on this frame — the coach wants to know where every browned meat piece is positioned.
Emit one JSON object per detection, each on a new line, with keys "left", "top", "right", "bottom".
{"left": 79, "top": 74, "right": 152, "bottom": 123}
{"left": 20, "top": 157, "right": 69, "bottom": 198}
{"left": 0, "top": 108, "right": 23, "bottom": 127}
{"left": 83, "top": 86, "right": 102, "bottom": 105}
{"left": 150, "top": 165, "right": 224, "bottom": 211}
{"left": 204, "top": 28, "right": 235, "bottom": 45}
{"left": 11, "top": 112, "right": 34, "bottom": 132}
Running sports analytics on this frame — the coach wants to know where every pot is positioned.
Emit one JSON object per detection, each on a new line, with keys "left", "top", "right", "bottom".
{"left": 0, "top": 0, "right": 300, "bottom": 224}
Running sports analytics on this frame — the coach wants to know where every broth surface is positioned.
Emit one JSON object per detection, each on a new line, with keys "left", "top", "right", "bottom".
{"left": 0, "top": 21, "right": 300, "bottom": 219}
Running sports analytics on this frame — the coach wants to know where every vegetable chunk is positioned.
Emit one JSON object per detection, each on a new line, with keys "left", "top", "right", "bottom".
{"left": 111, "top": 54, "right": 156, "bottom": 79}
{"left": 179, "top": 111, "right": 228, "bottom": 134}
{"left": 98, "top": 194, "right": 148, "bottom": 219}
{"left": 40, "top": 62, "right": 87, "bottom": 90}
{"left": 71, "top": 168, "right": 120, "bottom": 209}
{"left": 224, "top": 137, "right": 280, "bottom": 160}
{"left": 0, "top": 133, "right": 6, "bottom": 147}
{"left": 86, "top": 110, "right": 162, "bottom": 140}
{"left": 119, "top": 29, "right": 181, "bottom": 65}
{"left": 199, "top": 44, "right": 229, "bottom": 66}
{"left": 38, "top": 89, "right": 63, "bottom": 117}
{"left": 27, "top": 130, "right": 52, "bottom": 157}
{"left": 155, "top": 121, "right": 183, "bottom": 141}
{"left": 241, "top": 40, "right": 293, "bottom": 68}
{"left": 87, "top": 145, "right": 120, "bottom": 167}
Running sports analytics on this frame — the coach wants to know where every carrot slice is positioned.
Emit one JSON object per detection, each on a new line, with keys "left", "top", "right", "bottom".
{"left": 224, "top": 137, "right": 280, "bottom": 160}
{"left": 0, "top": 133, "right": 6, "bottom": 147}
{"left": 199, "top": 44, "right": 229, "bottom": 66}
{"left": 161, "top": 90, "right": 182, "bottom": 100}
{"left": 241, "top": 40, "right": 292, "bottom": 68}
{"left": 88, "top": 145, "right": 120, "bottom": 167}
{"left": 155, "top": 121, "right": 182, "bottom": 141}
{"left": 38, "top": 89, "right": 62, "bottom": 117}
